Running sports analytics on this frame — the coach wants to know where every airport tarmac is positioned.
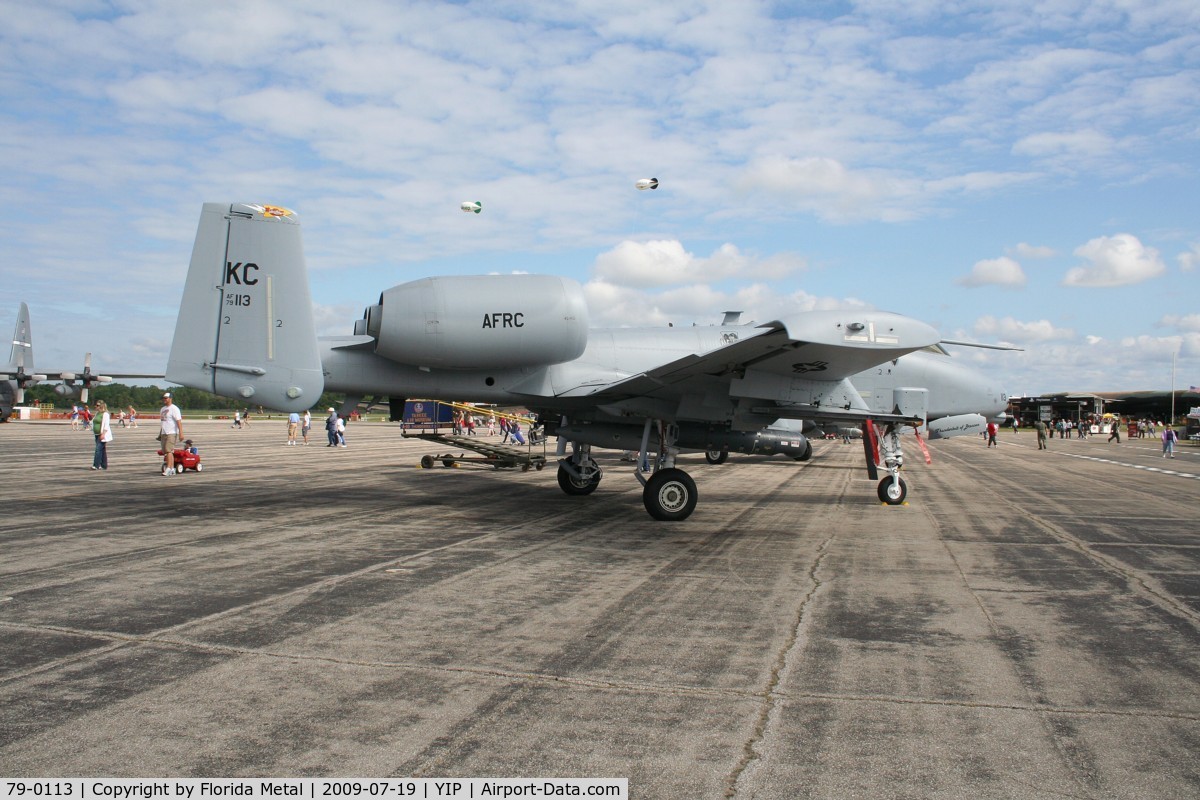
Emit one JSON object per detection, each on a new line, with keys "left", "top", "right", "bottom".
{"left": 1, "top": 418, "right": 1198, "bottom": 797}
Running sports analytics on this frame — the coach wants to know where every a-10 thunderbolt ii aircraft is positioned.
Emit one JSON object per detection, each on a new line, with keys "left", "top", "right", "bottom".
{"left": 167, "top": 203, "right": 1007, "bottom": 520}
{"left": 1, "top": 302, "right": 163, "bottom": 420}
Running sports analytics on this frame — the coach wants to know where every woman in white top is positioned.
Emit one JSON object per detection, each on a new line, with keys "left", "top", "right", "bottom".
{"left": 91, "top": 400, "right": 113, "bottom": 470}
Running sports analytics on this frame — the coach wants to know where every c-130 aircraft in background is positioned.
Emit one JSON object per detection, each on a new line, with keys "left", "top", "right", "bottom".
{"left": 1, "top": 302, "right": 163, "bottom": 420}
{"left": 167, "top": 203, "right": 1009, "bottom": 520}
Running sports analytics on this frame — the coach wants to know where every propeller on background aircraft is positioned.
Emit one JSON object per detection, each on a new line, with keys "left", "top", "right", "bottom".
{"left": 0, "top": 352, "right": 47, "bottom": 404}
{"left": 56, "top": 353, "right": 113, "bottom": 402}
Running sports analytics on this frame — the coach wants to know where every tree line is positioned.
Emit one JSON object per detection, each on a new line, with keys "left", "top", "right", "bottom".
{"left": 21, "top": 383, "right": 346, "bottom": 413}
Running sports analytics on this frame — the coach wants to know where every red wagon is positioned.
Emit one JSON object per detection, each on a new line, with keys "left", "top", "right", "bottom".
{"left": 158, "top": 439, "right": 202, "bottom": 474}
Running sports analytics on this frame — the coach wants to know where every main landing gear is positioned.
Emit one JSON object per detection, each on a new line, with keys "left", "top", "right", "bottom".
{"left": 556, "top": 418, "right": 699, "bottom": 521}
{"left": 641, "top": 467, "right": 697, "bottom": 520}
{"left": 865, "top": 420, "right": 908, "bottom": 505}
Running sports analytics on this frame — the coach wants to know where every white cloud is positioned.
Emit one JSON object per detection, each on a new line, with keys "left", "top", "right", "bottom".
{"left": 1063, "top": 233, "right": 1165, "bottom": 287}
{"left": 1013, "top": 242, "right": 1056, "bottom": 259}
{"left": 924, "top": 171, "right": 1039, "bottom": 194}
{"left": 2, "top": 3, "right": 1199, "bottom": 394}
{"left": 734, "top": 156, "right": 922, "bottom": 223}
{"left": 1012, "top": 130, "right": 1117, "bottom": 160}
{"left": 311, "top": 303, "right": 363, "bottom": 339}
{"left": 581, "top": 279, "right": 870, "bottom": 329}
{"left": 1178, "top": 243, "right": 1200, "bottom": 272}
{"left": 592, "top": 240, "right": 804, "bottom": 288}
{"left": 957, "top": 256, "right": 1026, "bottom": 288}
{"left": 1119, "top": 333, "right": 1200, "bottom": 359}
{"left": 1158, "top": 314, "right": 1200, "bottom": 332}
{"left": 973, "top": 315, "right": 1074, "bottom": 343}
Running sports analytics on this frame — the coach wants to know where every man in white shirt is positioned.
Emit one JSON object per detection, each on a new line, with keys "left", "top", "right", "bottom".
{"left": 159, "top": 392, "right": 184, "bottom": 475}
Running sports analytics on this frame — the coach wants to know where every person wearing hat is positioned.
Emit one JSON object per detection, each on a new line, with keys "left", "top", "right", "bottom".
{"left": 325, "top": 407, "right": 339, "bottom": 447}
{"left": 159, "top": 392, "right": 184, "bottom": 475}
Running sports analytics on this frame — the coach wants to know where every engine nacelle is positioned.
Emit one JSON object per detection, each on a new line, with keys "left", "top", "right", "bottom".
{"left": 366, "top": 275, "right": 589, "bottom": 370}
{"left": 925, "top": 413, "right": 987, "bottom": 439}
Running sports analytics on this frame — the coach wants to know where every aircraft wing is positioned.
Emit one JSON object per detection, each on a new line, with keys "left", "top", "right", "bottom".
{"left": 36, "top": 371, "right": 165, "bottom": 380}
{"left": 569, "top": 310, "right": 939, "bottom": 401}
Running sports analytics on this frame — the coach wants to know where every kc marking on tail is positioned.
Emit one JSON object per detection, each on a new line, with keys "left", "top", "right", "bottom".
{"left": 224, "top": 262, "right": 260, "bottom": 285}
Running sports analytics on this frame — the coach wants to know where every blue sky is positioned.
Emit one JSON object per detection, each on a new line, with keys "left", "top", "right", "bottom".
{"left": 1, "top": 0, "right": 1197, "bottom": 395}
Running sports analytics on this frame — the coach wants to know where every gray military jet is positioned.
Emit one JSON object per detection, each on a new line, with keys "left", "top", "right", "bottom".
{"left": 1, "top": 302, "right": 163, "bottom": 420}
{"left": 167, "top": 203, "right": 1008, "bottom": 519}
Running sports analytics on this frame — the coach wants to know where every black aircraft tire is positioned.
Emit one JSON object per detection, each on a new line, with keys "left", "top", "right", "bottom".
{"left": 877, "top": 476, "right": 907, "bottom": 505}
{"left": 794, "top": 440, "right": 813, "bottom": 461}
{"left": 643, "top": 468, "right": 698, "bottom": 521}
{"left": 557, "top": 462, "right": 600, "bottom": 496}
{"left": 704, "top": 449, "right": 729, "bottom": 465}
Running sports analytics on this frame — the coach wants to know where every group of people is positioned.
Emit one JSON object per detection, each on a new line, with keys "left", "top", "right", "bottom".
{"left": 286, "top": 410, "right": 313, "bottom": 445}
{"left": 1027, "top": 415, "right": 1180, "bottom": 455}
{"left": 72, "top": 404, "right": 139, "bottom": 431}
{"left": 437, "top": 410, "right": 535, "bottom": 444}
{"left": 325, "top": 408, "right": 347, "bottom": 447}
{"left": 498, "top": 415, "right": 526, "bottom": 445}
{"left": 1129, "top": 419, "right": 1166, "bottom": 438}
{"left": 452, "top": 410, "right": 477, "bottom": 436}
{"left": 79, "top": 390, "right": 1199, "bottom": 471}
{"left": 84, "top": 397, "right": 564, "bottom": 470}
{"left": 86, "top": 392, "right": 181, "bottom": 473}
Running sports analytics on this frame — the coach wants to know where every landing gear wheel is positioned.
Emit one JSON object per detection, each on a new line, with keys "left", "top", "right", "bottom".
{"left": 557, "top": 461, "right": 601, "bottom": 495}
{"left": 194, "top": 462, "right": 203, "bottom": 472}
{"left": 643, "top": 468, "right": 698, "bottom": 521}
{"left": 878, "top": 476, "right": 907, "bottom": 505}
{"left": 704, "top": 449, "right": 729, "bottom": 465}
{"left": 420, "top": 455, "right": 434, "bottom": 469}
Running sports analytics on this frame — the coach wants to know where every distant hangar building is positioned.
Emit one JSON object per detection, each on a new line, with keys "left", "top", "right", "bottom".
{"left": 1008, "top": 389, "right": 1199, "bottom": 426}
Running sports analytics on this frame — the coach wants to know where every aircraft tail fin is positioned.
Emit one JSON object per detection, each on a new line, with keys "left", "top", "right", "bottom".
{"left": 166, "top": 203, "right": 324, "bottom": 412}
{"left": 8, "top": 302, "right": 32, "bottom": 371}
